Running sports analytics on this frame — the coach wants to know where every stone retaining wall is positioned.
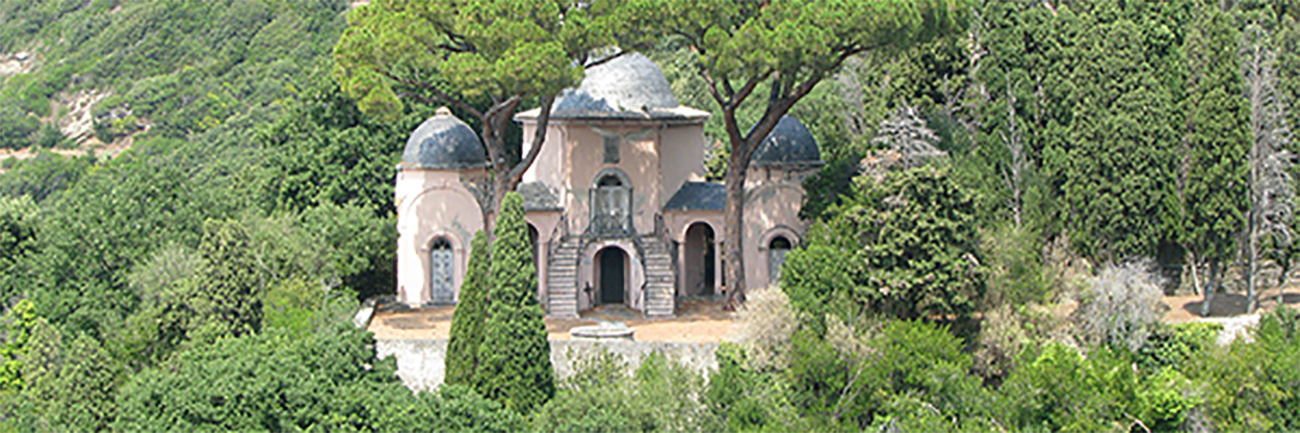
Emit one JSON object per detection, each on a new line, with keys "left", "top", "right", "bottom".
{"left": 375, "top": 339, "right": 720, "bottom": 392}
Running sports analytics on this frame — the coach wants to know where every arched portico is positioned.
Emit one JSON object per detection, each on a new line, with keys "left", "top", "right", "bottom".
{"left": 576, "top": 240, "right": 645, "bottom": 312}
{"left": 682, "top": 222, "right": 717, "bottom": 296}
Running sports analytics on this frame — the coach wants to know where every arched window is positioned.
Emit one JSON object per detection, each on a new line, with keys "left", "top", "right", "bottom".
{"left": 591, "top": 172, "right": 631, "bottom": 235}
{"left": 768, "top": 236, "right": 793, "bottom": 286}
{"left": 430, "top": 238, "right": 455, "bottom": 304}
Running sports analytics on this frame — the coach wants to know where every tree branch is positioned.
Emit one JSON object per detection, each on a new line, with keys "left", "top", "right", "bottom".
{"left": 482, "top": 96, "right": 523, "bottom": 168}
{"left": 699, "top": 68, "right": 729, "bottom": 109}
{"left": 582, "top": 50, "right": 628, "bottom": 69}
{"left": 383, "top": 72, "right": 484, "bottom": 119}
{"left": 507, "top": 95, "right": 556, "bottom": 183}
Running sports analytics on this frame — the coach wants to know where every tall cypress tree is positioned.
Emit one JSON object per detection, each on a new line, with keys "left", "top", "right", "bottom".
{"left": 474, "top": 192, "right": 553, "bottom": 413}
{"left": 1179, "top": 4, "right": 1249, "bottom": 312}
{"left": 1060, "top": 11, "right": 1179, "bottom": 262}
{"left": 444, "top": 230, "right": 490, "bottom": 387}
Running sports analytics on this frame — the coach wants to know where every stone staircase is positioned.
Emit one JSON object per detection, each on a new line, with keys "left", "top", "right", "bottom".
{"left": 638, "top": 235, "right": 676, "bottom": 317}
{"left": 544, "top": 234, "right": 678, "bottom": 318}
{"left": 546, "top": 238, "right": 583, "bottom": 318}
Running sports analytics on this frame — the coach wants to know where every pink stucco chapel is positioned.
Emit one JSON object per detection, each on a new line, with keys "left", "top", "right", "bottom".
{"left": 394, "top": 53, "right": 824, "bottom": 318}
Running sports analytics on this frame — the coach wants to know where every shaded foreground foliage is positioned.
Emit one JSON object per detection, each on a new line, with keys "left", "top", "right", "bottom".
{"left": 2, "top": 0, "right": 1300, "bottom": 431}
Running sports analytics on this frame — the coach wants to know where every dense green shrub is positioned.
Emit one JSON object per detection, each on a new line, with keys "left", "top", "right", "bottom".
{"left": 1190, "top": 306, "right": 1300, "bottom": 431}
{"left": 705, "top": 343, "right": 807, "bottom": 432}
{"left": 1136, "top": 321, "right": 1222, "bottom": 371}
{"left": 0, "top": 150, "right": 94, "bottom": 203}
{"left": 113, "top": 322, "right": 524, "bottom": 432}
{"left": 998, "top": 342, "right": 1197, "bottom": 432}
{"left": 0, "top": 102, "right": 39, "bottom": 150}
{"left": 533, "top": 351, "right": 722, "bottom": 432}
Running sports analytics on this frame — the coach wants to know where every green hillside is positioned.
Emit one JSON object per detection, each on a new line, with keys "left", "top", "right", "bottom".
{"left": 0, "top": 0, "right": 348, "bottom": 148}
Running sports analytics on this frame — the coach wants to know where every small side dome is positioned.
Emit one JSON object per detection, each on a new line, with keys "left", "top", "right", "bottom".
{"left": 751, "top": 115, "right": 824, "bottom": 167}
{"left": 400, "top": 108, "right": 488, "bottom": 170}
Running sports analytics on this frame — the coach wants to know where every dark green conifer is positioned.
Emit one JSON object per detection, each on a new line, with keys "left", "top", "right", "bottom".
{"left": 445, "top": 230, "right": 490, "bottom": 387}
{"left": 1179, "top": 4, "right": 1249, "bottom": 300}
{"left": 1059, "top": 13, "right": 1179, "bottom": 262}
{"left": 474, "top": 192, "right": 553, "bottom": 413}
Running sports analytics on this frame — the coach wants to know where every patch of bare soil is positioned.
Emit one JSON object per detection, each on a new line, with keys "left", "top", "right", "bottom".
{"left": 1162, "top": 286, "right": 1300, "bottom": 323}
{"left": 367, "top": 299, "right": 734, "bottom": 343}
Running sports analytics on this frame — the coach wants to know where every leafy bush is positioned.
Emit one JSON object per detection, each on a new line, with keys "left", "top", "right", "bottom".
{"left": 114, "top": 322, "right": 523, "bottom": 432}
{"left": 1136, "top": 321, "right": 1222, "bottom": 371}
{"left": 998, "top": 342, "right": 1198, "bottom": 432}
{"left": 0, "top": 102, "right": 39, "bottom": 150}
{"left": 0, "top": 150, "right": 94, "bottom": 203}
{"left": 533, "top": 351, "right": 722, "bottom": 432}
{"left": 1191, "top": 306, "right": 1300, "bottom": 431}
{"left": 705, "top": 343, "right": 808, "bottom": 433}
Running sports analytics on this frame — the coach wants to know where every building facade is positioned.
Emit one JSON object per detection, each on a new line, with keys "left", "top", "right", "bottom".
{"left": 394, "top": 53, "right": 823, "bottom": 317}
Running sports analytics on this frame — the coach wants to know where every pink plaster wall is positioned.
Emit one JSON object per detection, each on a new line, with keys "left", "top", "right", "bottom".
{"left": 522, "top": 122, "right": 709, "bottom": 237}
{"left": 658, "top": 125, "right": 708, "bottom": 207}
{"left": 741, "top": 167, "right": 817, "bottom": 290}
{"left": 395, "top": 168, "right": 487, "bottom": 307}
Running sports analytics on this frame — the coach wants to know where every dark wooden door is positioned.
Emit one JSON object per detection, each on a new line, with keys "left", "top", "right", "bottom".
{"left": 600, "top": 250, "right": 624, "bottom": 304}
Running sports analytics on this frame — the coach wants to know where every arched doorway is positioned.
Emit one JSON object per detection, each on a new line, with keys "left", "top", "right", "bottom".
{"left": 430, "top": 238, "right": 455, "bottom": 304}
{"left": 595, "top": 247, "right": 627, "bottom": 305}
{"left": 768, "top": 236, "right": 792, "bottom": 287}
{"left": 527, "top": 223, "right": 539, "bottom": 265}
{"left": 684, "top": 223, "right": 716, "bottom": 296}
{"left": 591, "top": 172, "right": 631, "bottom": 236}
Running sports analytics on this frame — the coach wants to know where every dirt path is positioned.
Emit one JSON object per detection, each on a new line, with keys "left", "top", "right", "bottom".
{"left": 1161, "top": 286, "right": 1300, "bottom": 323}
{"left": 367, "top": 299, "right": 734, "bottom": 343}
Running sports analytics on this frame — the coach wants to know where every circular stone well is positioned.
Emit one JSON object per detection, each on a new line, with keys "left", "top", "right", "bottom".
{"left": 570, "top": 322, "right": 635, "bottom": 341}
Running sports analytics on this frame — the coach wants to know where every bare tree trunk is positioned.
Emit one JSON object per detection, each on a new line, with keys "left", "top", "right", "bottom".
{"left": 1202, "top": 259, "right": 1218, "bottom": 317}
{"left": 1249, "top": 229, "right": 1259, "bottom": 313}
{"left": 1187, "top": 249, "right": 1202, "bottom": 296}
{"left": 1000, "top": 81, "right": 1025, "bottom": 230}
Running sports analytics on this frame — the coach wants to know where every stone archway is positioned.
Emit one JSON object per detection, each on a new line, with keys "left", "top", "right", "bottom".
{"left": 684, "top": 222, "right": 716, "bottom": 296}
{"left": 595, "top": 246, "right": 628, "bottom": 305}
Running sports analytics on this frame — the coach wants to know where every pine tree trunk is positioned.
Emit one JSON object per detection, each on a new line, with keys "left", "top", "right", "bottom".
{"left": 723, "top": 155, "right": 749, "bottom": 310}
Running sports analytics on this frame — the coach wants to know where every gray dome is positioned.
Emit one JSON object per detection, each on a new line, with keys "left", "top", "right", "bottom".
{"left": 400, "top": 110, "right": 488, "bottom": 170}
{"left": 751, "top": 115, "right": 823, "bottom": 167}
{"left": 550, "top": 53, "right": 686, "bottom": 119}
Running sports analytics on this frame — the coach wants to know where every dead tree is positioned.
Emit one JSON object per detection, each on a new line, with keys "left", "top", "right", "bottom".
{"left": 1242, "top": 25, "right": 1295, "bottom": 314}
